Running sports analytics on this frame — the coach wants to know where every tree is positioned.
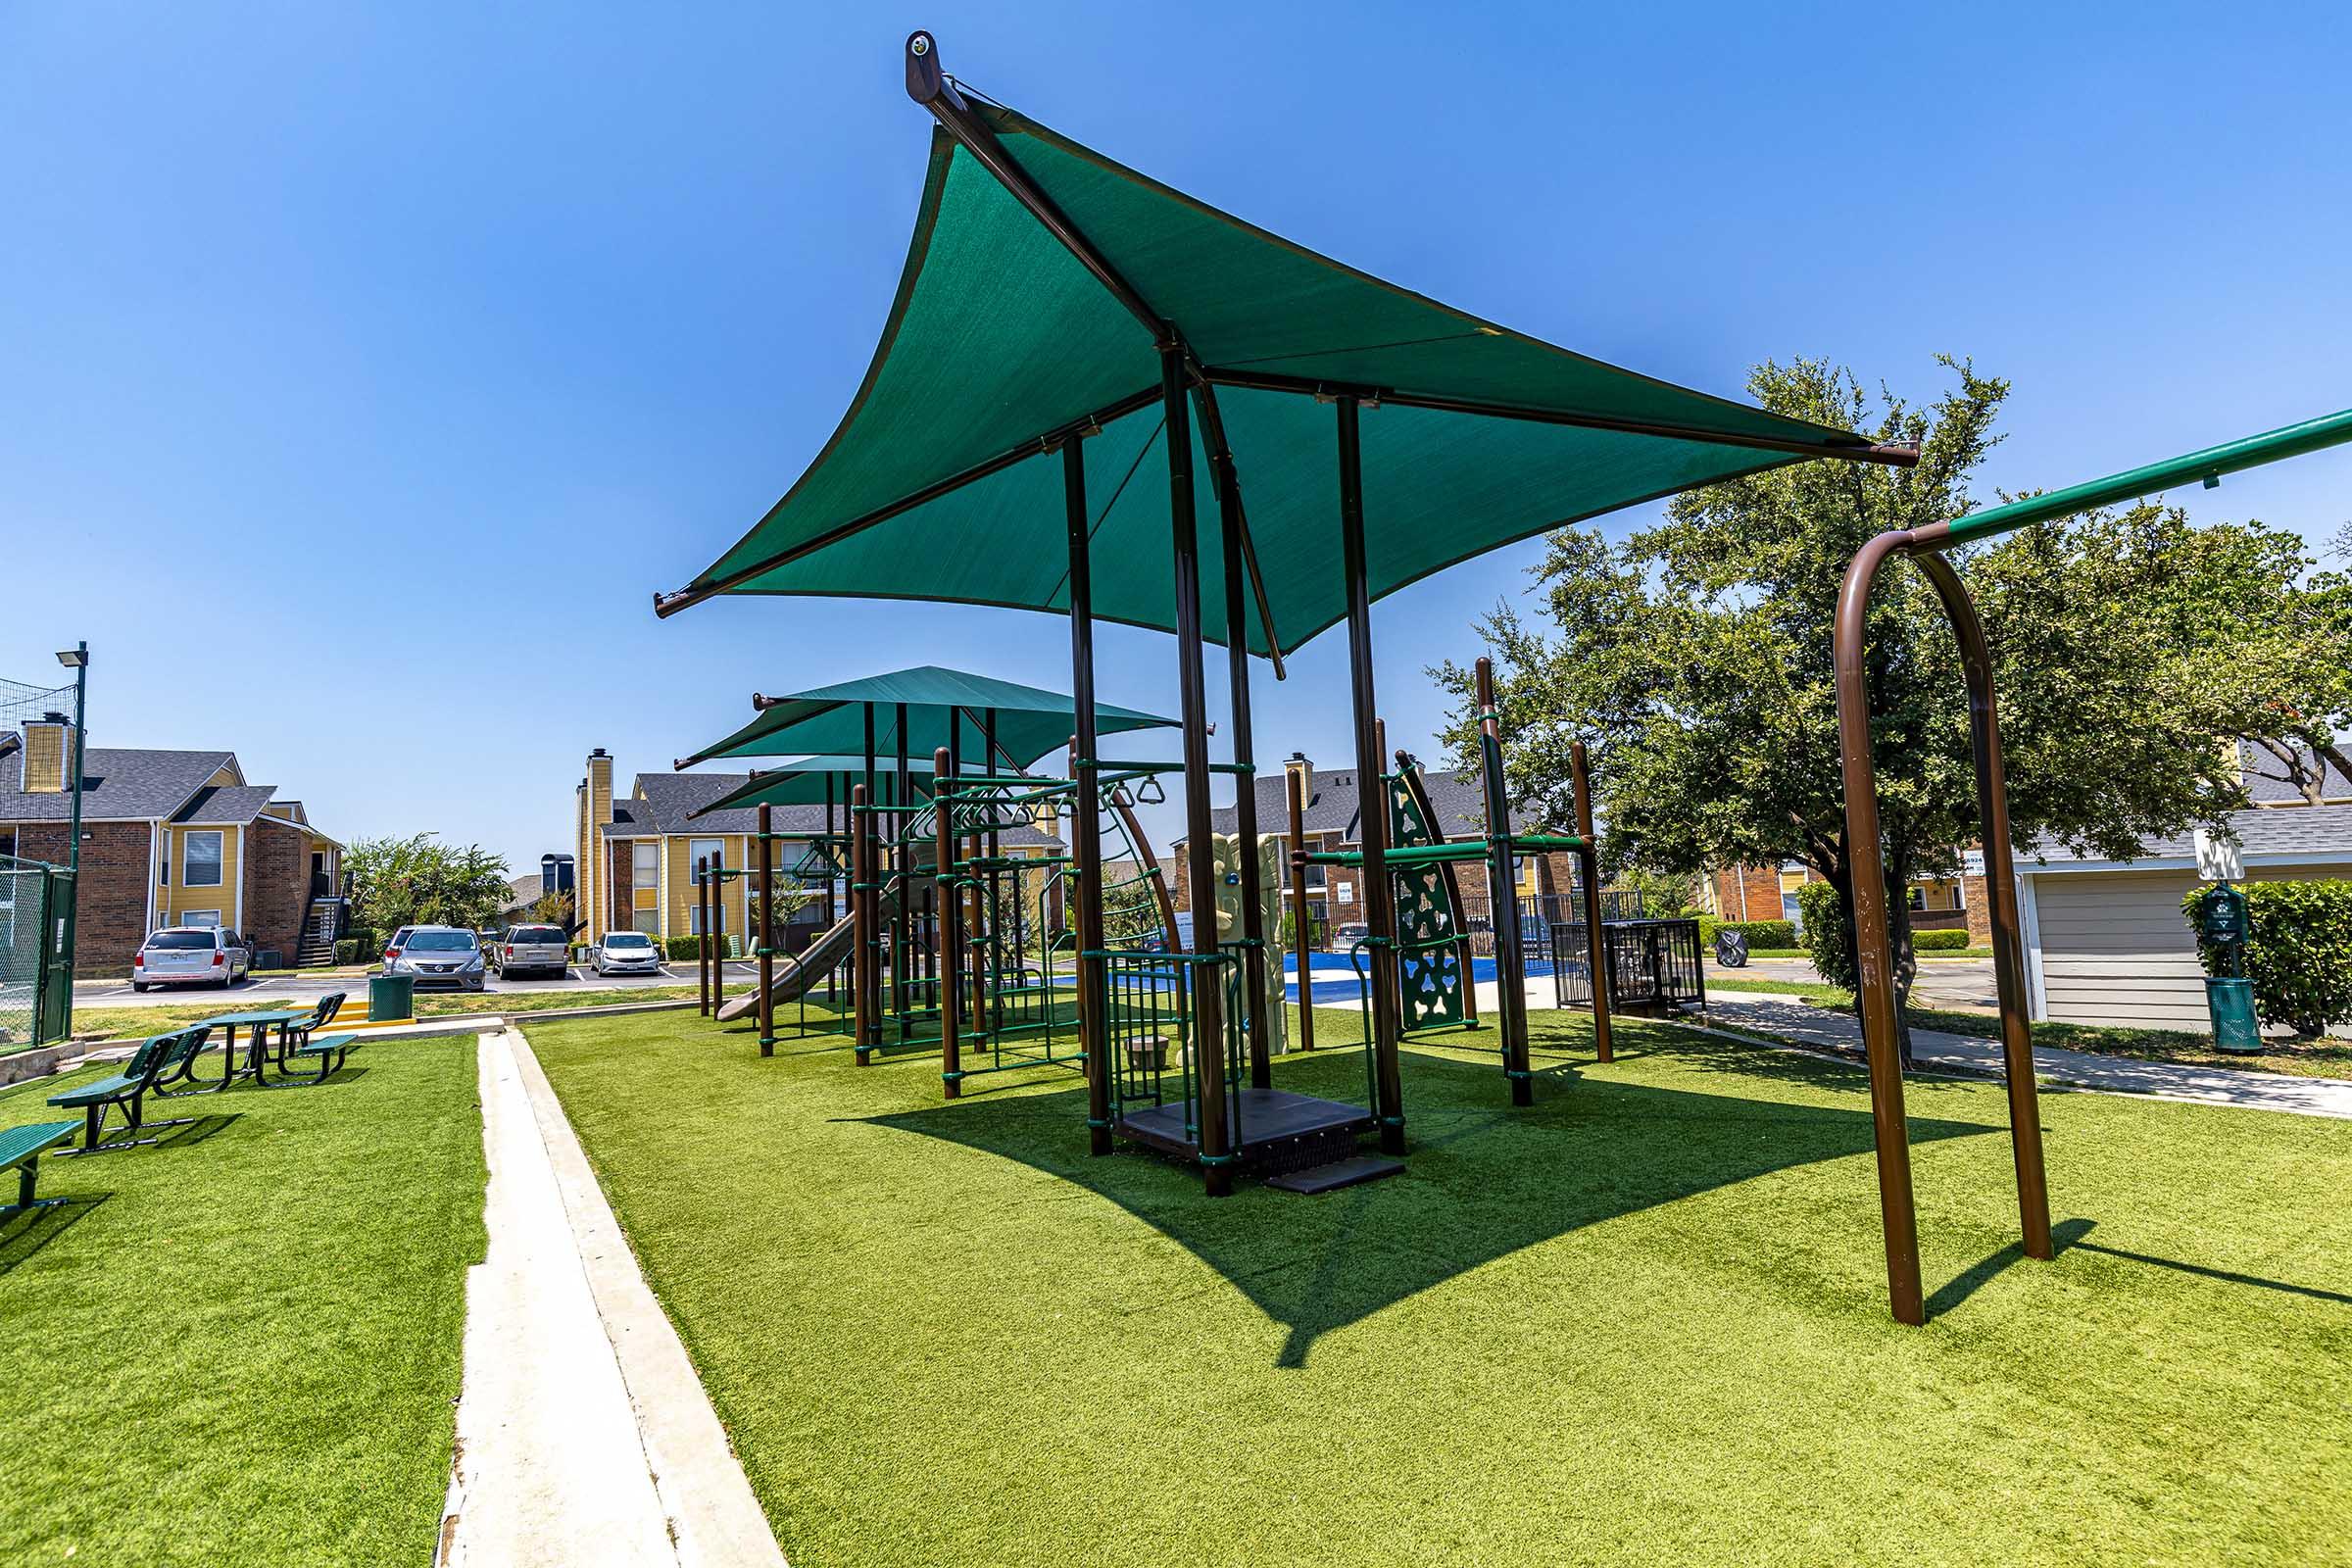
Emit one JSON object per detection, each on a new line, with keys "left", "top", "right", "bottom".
{"left": 345, "top": 834, "right": 514, "bottom": 936}
{"left": 528, "top": 889, "right": 576, "bottom": 930}
{"left": 1435, "top": 356, "right": 2296, "bottom": 1057}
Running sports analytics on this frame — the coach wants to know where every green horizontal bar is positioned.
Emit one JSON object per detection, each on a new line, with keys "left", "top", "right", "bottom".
{"left": 1510, "top": 833, "right": 1589, "bottom": 852}
{"left": 1934, "top": 408, "right": 2352, "bottom": 550}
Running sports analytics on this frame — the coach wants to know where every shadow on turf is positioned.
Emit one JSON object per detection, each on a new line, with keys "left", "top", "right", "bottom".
{"left": 0, "top": 1193, "right": 110, "bottom": 1274}
{"left": 1927, "top": 1216, "right": 2352, "bottom": 1316}
{"left": 858, "top": 1041, "right": 1998, "bottom": 1365}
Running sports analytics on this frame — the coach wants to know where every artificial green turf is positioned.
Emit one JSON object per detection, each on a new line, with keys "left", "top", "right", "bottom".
{"left": 0, "top": 1037, "right": 486, "bottom": 1564}
{"left": 527, "top": 1005, "right": 2352, "bottom": 1568}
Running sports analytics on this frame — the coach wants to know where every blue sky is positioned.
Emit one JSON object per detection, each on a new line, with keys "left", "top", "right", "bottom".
{"left": 4, "top": 3, "right": 2347, "bottom": 870}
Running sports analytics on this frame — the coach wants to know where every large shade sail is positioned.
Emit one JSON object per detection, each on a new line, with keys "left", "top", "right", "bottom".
{"left": 660, "top": 62, "right": 1905, "bottom": 655}
{"left": 683, "top": 664, "right": 1174, "bottom": 769}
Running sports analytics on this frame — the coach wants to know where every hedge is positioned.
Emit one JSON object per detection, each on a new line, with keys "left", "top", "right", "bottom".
{"left": 663, "top": 934, "right": 707, "bottom": 961}
{"left": 2182, "top": 879, "right": 2352, "bottom": 1038}
{"left": 1914, "top": 928, "right": 1972, "bottom": 952}
{"left": 1696, "top": 916, "right": 1799, "bottom": 951}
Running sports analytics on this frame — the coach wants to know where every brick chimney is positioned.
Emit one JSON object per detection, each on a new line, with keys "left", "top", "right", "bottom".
{"left": 21, "top": 711, "right": 77, "bottom": 794}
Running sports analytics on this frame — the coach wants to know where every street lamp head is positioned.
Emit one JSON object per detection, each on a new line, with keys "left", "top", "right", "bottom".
{"left": 55, "top": 646, "right": 87, "bottom": 669}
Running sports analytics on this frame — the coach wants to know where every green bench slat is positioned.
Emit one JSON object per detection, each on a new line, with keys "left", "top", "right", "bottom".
{"left": 49, "top": 1074, "right": 141, "bottom": 1109}
{"left": 293, "top": 1034, "right": 360, "bottom": 1057}
{"left": 0, "top": 1121, "right": 80, "bottom": 1167}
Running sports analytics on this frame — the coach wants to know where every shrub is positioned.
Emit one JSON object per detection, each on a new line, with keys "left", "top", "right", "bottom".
{"left": 1698, "top": 915, "right": 1800, "bottom": 951}
{"left": 332, "top": 939, "right": 358, "bottom": 964}
{"left": 2182, "top": 879, "right": 2352, "bottom": 1039}
{"left": 663, "top": 934, "right": 709, "bottom": 961}
{"left": 1795, "top": 881, "right": 1855, "bottom": 990}
{"left": 1914, "top": 928, "right": 1972, "bottom": 952}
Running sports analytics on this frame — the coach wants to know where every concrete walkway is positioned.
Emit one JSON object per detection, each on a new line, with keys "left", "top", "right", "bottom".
{"left": 1701, "top": 991, "right": 2352, "bottom": 1119}
{"left": 1457, "top": 976, "right": 2352, "bottom": 1120}
{"left": 441, "top": 1028, "right": 786, "bottom": 1567}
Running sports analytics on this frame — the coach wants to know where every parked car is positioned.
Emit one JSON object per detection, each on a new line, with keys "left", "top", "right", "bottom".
{"left": 1332, "top": 921, "right": 1370, "bottom": 951}
{"left": 385, "top": 925, "right": 486, "bottom": 991}
{"left": 132, "top": 926, "right": 252, "bottom": 991}
{"left": 592, "top": 930, "right": 663, "bottom": 977}
{"left": 495, "top": 923, "right": 571, "bottom": 980}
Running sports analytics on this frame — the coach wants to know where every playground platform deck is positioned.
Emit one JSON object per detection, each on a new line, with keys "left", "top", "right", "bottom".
{"left": 1116, "top": 1087, "right": 1377, "bottom": 1171}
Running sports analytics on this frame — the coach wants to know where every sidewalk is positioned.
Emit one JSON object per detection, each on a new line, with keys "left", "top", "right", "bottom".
{"left": 441, "top": 1027, "right": 784, "bottom": 1568}
{"left": 1697, "top": 991, "right": 2352, "bottom": 1120}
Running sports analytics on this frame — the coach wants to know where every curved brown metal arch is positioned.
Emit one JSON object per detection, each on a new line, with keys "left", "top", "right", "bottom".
{"left": 1835, "top": 532, "right": 2052, "bottom": 1326}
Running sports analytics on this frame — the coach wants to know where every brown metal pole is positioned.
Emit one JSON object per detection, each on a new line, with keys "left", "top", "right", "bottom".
{"left": 1213, "top": 431, "right": 1273, "bottom": 1091}
{"left": 853, "top": 785, "right": 875, "bottom": 1065}
{"left": 1834, "top": 528, "right": 1927, "bottom": 1325}
{"left": 1163, "top": 345, "right": 1234, "bottom": 1195}
{"left": 1287, "top": 764, "right": 1316, "bottom": 1053}
{"left": 757, "top": 805, "right": 775, "bottom": 1057}
{"left": 1913, "top": 552, "right": 2053, "bottom": 1260}
{"left": 695, "top": 856, "right": 711, "bottom": 1016}
{"left": 1063, "top": 441, "right": 1113, "bottom": 1154}
{"left": 1474, "top": 661, "right": 1535, "bottom": 1102}
{"left": 1569, "top": 740, "right": 1614, "bottom": 1065}
{"left": 935, "top": 746, "right": 962, "bottom": 1099}
{"left": 1339, "top": 395, "right": 1406, "bottom": 1154}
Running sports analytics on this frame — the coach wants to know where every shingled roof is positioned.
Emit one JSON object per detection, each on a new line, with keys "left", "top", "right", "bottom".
{"left": 0, "top": 746, "right": 233, "bottom": 822}
{"left": 1175, "top": 763, "right": 1534, "bottom": 848}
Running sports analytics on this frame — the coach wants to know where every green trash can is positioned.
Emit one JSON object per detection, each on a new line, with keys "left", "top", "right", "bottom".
{"left": 2206, "top": 976, "right": 2261, "bottom": 1054}
{"left": 369, "top": 973, "right": 416, "bottom": 1022}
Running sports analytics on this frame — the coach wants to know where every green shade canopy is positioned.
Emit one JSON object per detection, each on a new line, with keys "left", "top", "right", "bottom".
{"left": 683, "top": 664, "right": 1175, "bottom": 769}
{"left": 660, "top": 55, "right": 1905, "bottom": 655}
{"left": 687, "top": 757, "right": 937, "bottom": 819}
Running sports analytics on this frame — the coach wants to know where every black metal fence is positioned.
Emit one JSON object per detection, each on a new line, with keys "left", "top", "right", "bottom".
{"left": 1550, "top": 917, "right": 1707, "bottom": 1016}
{"left": 1457, "top": 890, "right": 1645, "bottom": 962}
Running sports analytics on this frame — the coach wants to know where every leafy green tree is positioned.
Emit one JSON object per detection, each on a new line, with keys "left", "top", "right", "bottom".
{"left": 346, "top": 834, "right": 514, "bottom": 936}
{"left": 1435, "top": 356, "right": 2317, "bottom": 1056}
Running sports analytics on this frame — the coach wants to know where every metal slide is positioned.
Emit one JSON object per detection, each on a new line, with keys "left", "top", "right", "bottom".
{"left": 714, "top": 897, "right": 871, "bottom": 1022}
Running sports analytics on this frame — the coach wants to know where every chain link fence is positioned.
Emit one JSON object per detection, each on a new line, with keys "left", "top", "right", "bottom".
{"left": 0, "top": 855, "right": 73, "bottom": 1053}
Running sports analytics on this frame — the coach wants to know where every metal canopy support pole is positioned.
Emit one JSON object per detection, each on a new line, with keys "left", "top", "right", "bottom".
{"left": 1213, "top": 431, "right": 1272, "bottom": 1090}
{"left": 851, "top": 785, "right": 873, "bottom": 1060}
{"left": 1913, "top": 551, "right": 2051, "bottom": 1261}
{"left": 696, "top": 857, "right": 711, "bottom": 1016}
{"left": 757, "top": 804, "right": 776, "bottom": 1057}
{"left": 1569, "top": 740, "right": 1614, "bottom": 1064}
{"left": 1164, "top": 346, "right": 1234, "bottom": 1195}
{"left": 894, "top": 702, "right": 911, "bottom": 1042}
{"left": 1064, "top": 437, "right": 1113, "bottom": 1154}
{"left": 936, "top": 745, "right": 963, "bottom": 1098}
{"left": 1474, "top": 659, "right": 1533, "bottom": 1104}
{"left": 1338, "top": 396, "right": 1406, "bottom": 1155}
{"left": 1287, "top": 764, "right": 1316, "bottom": 1053}
{"left": 1834, "top": 529, "right": 1926, "bottom": 1324}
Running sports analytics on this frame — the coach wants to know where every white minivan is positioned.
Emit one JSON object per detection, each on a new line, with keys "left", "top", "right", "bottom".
{"left": 133, "top": 926, "right": 253, "bottom": 991}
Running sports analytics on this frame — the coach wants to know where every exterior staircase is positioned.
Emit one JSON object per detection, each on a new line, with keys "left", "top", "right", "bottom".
{"left": 294, "top": 895, "right": 347, "bottom": 968}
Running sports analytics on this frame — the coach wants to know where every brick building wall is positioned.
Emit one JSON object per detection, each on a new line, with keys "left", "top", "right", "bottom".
{"left": 611, "top": 841, "right": 635, "bottom": 936}
{"left": 1170, "top": 833, "right": 1588, "bottom": 937}
{"left": 1710, "top": 864, "right": 1790, "bottom": 924}
{"left": 241, "top": 819, "right": 310, "bottom": 962}
{"left": 19, "top": 819, "right": 152, "bottom": 972}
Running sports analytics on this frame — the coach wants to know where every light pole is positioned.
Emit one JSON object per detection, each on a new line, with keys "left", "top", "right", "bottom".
{"left": 53, "top": 642, "right": 88, "bottom": 1040}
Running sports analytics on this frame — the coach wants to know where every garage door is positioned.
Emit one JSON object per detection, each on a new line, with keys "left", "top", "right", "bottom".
{"left": 2031, "top": 862, "right": 2352, "bottom": 1032}
{"left": 2031, "top": 869, "right": 2211, "bottom": 1030}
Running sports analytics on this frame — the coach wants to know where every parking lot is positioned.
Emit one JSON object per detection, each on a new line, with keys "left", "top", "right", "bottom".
{"left": 73, "top": 961, "right": 754, "bottom": 1011}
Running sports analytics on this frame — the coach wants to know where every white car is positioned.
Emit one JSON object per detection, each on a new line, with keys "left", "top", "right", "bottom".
{"left": 592, "top": 930, "right": 663, "bottom": 977}
{"left": 133, "top": 926, "right": 253, "bottom": 991}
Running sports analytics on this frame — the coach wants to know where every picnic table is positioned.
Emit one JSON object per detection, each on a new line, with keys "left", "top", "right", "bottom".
{"left": 188, "top": 1008, "right": 309, "bottom": 1092}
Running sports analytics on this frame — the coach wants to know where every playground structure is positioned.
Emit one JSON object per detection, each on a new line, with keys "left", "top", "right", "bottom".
{"left": 1833, "top": 408, "right": 2352, "bottom": 1326}
{"left": 652, "top": 29, "right": 1911, "bottom": 1201}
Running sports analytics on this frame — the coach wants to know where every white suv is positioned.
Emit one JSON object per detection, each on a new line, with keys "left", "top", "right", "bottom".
{"left": 133, "top": 926, "right": 253, "bottom": 991}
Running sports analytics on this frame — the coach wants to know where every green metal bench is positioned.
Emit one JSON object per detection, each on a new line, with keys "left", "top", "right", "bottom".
{"left": 280, "top": 1032, "right": 363, "bottom": 1085}
{"left": 0, "top": 1120, "right": 84, "bottom": 1221}
{"left": 48, "top": 1027, "right": 212, "bottom": 1154}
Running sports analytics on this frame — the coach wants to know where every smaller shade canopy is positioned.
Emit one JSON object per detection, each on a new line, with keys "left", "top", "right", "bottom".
{"left": 688, "top": 756, "right": 937, "bottom": 819}
{"left": 684, "top": 664, "right": 1176, "bottom": 769}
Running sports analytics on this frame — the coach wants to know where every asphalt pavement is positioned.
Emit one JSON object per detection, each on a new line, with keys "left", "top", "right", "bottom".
{"left": 1707, "top": 955, "right": 1998, "bottom": 1009}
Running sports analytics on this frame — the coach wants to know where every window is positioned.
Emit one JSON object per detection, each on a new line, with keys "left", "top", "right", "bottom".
{"left": 183, "top": 831, "right": 223, "bottom": 888}
{"left": 604, "top": 931, "right": 656, "bottom": 951}
{"left": 631, "top": 907, "right": 661, "bottom": 935}
{"left": 407, "top": 931, "right": 478, "bottom": 952}
{"left": 689, "top": 838, "right": 725, "bottom": 881}
{"left": 179, "top": 909, "right": 221, "bottom": 928}
{"left": 1908, "top": 886, "right": 1927, "bottom": 911}
{"left": 1781, "top": 892, "right": 1801, "bottom": 924}
{"left": 690, "top": 903, "right": 727, "bottom": 934}
{"left": 632, "top": 842, "right": 658, "bottom": 881}
{"left": 148, "top": 929, "right": 217, "bottom": 949}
